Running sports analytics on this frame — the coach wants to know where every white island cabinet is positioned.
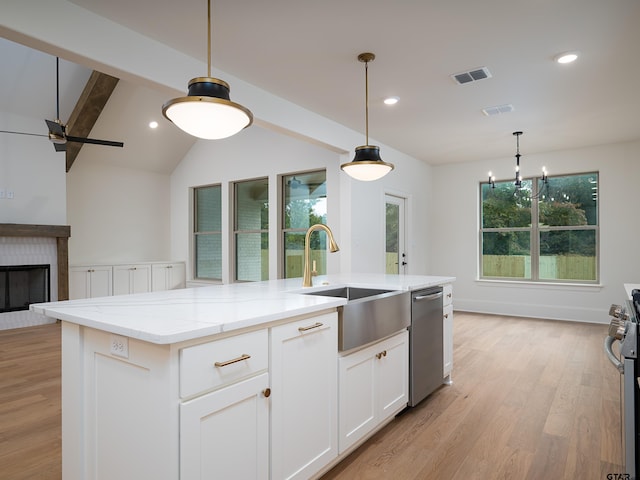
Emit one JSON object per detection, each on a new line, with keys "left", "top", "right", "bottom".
{"left": 33, "top": 273, "right": 455, "bottom": 480}
{"left": 271, "top": 313, "right": 338, "bottom": 479}
{"left": 338, "top": 330, "right": 408, "bottom": 453}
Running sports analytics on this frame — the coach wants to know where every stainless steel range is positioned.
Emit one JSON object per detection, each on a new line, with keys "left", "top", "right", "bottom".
{"left": 605, "top": 288, "right": 640, "bottom": 479}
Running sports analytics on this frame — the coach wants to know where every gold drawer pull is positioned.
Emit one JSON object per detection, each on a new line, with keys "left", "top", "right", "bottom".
{"left": 444, "top": 313, "right": 449, "bottom": 319}
{"left": 214, "top": 354, "right": 251, "bottom": 367}
{"left": 263, "top": 388, "right": 271, "bottom": 398}
{"left": 298, "top": 322, "right": 323, "bottom": 332}
{"left": 447, "top": 293, "right": 452, "bottom": 298}
{"left": 376, "top": 350, "right": 387, "bottom": 360}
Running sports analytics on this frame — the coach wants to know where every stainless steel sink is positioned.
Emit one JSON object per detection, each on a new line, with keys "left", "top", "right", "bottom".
{"left": 302, "top": 287, "right": 410, "bottom": 351}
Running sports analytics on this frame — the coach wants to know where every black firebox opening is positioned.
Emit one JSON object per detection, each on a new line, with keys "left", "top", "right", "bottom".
{"left": 0, "top": 265, "right": 51, "bottom": 313}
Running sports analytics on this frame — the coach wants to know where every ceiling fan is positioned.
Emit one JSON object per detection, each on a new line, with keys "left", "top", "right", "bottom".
{"left": 0, "top": 57, "right": 123, "bottom": 152}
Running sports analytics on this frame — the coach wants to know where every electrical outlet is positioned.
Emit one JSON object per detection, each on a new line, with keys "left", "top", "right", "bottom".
{"left": 110, "top": 334, "right": 129, "bottom": 358}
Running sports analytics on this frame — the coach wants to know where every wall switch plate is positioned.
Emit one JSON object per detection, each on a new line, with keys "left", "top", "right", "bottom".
{"left": 0, "top": 189, "right": 5, "bottom": 199}
{"left": 6, "top": 191, "right": 14, "bottom": 199}
{"left": 110, "top": 334, "right": 129, "bottom": 358}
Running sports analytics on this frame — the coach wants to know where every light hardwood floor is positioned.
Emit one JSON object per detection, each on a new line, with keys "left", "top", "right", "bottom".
{"left": 0, "top": 312, "right": 624, "bottom": 480}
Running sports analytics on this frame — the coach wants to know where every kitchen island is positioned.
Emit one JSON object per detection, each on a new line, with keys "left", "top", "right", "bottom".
{"left": 32, "top": 273, "right": 454, "bottom": 480}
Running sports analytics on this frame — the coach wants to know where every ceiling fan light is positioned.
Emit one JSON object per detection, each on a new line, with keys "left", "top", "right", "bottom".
{"left": 341, "top": 145, "right": 394, "bottom": 181}
{"left": 162, "top": 77, "right": 253, "bottom": 140}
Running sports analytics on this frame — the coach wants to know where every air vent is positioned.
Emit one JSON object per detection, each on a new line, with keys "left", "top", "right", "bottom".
{"left": 482, "top": 104, "right": 515, "bottom": 116}
{"left": 451, "top": 67, "right": 492, "bottom": 85}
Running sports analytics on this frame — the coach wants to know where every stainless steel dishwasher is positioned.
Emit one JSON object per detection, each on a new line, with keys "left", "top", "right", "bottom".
{"left": 409, "top": 287, "right": 443, "bottom": 407}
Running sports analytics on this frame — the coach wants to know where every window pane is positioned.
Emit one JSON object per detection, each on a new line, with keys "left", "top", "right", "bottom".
{"left": 196, "top": 185, "right": 221, "bottom": 232}
{"left": 538, "top": 173, "right": 598, "bottom": 226}
{"left": 284, "top": 232, "right": 327, "bottom": 279}
{"left": 481, "top": 180, "right": 532, "bottom": 228}
{"left": 283, "top": 172, "right": 327, "bottom": 229}
{"left": 386, "top": 202, "right": 399, "bottom": 274}
{"left": 195, "top": 234, "right": 221, "bottom": 279}
{"left": 482, "top": 231, "right": 531, "bottom": 278}
{"left": 539, "top": 230, "right": 596, "bottom": 281}
{"left": 235, "top": 179, "right": 268, "bottom": 230}
{"left": 236, "top": 233, "right": 268, "bottom": 281}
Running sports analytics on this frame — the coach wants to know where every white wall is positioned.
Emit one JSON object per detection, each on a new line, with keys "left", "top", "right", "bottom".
{"left": 0, "top": 113, "right": 67, "bottom": 224}
{"left": 429, "top": 140, "right": 640, "bottom": 323}
{"left": 66, "top": 160, "right": 171, "bottom": 265}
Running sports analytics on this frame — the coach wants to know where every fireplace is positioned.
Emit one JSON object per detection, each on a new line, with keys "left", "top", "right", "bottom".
{"left": 0, "top": 264, "right": 51, "bottom": 313}
{"left": 0, "top": 224, "right": 70, "bottom": 329}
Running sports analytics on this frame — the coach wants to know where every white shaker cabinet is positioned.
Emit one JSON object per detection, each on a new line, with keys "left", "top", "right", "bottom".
{"left": 443, "top": 283, "right": 453, "bottom": 382}
{"left": 180, "top": 373, "right": 270, "bottom": 480}
{"left": 113, "top": 264, "right": 151, "bottom": 295}
{"left": 151, "top": 262, "right": 186, "bottom": 291}
{"left": 338, "top": 329, "right": 408, "bottom": 453}
{"left": 179, "top": 329, "right": 270, "bottom": 480}
{"left": 69, "top": 265, "right": 112, "bottom": 299}
{"left": 270, "top": 312, "right": 338, "bottom": 480}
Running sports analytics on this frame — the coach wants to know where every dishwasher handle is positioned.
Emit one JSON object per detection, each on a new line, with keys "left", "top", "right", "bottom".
{"left": 413, "top": 292, "right": 443, "bottom": 302}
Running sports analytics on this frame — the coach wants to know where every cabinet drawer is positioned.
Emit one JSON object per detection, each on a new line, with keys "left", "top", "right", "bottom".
{"left": 443, "top": 284, "right": 453, "bottom": 307}
{"left": 180, "top": 330, "right": 268, "bottom": 398}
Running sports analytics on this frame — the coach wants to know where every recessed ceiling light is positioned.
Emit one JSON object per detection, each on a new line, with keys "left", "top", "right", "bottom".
{"left": 384, "top": 96, "right": 399, "bottom": 105}
{"left": 555, "top": 52, "right": 579, "bottom": 64}
{"left": 149, "top": 121, "right": 159, "bottom": 129}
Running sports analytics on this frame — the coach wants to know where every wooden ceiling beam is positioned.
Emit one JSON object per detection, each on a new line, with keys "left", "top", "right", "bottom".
{"left": 64, "top": 71, "right": 119, "bottom": 172}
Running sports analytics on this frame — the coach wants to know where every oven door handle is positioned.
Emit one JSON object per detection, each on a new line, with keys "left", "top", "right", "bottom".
{"left": 604, "top": 336, "right": 624, "bottom": 373}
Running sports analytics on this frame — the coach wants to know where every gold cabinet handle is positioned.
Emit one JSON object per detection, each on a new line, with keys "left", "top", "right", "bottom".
{"left": 376, "top": 350, "right": 387, "bottom": 359}
{"left": 263, "top": 388, "right": 271, "bottom": 398}
{"left": 298, "top": 322, "right": 323, "bottom": 332}
{"left": 447, "top": 293, "right": 452, "bottom": 298}
{"left": 444, "top": 313, "right": 449, "bottom": 319}
{"left": 214, "top": 353, "right": 251, "bottom": 367}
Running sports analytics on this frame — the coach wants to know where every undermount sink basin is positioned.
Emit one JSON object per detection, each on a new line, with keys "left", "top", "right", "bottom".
{"left": 302, "top": 286, "right": 393, "bottom": 301}
{"left": 302, "top": 286, "right": 410, "bottom": 352}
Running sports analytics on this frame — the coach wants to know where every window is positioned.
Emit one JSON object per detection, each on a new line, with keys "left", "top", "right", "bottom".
{"left": 234, "top": 178, "right": 269, "bottom": 282}
{"left": 480, "top": 172, "right": 598, "bottom": 283}
{"left": 193, "top": 185, "right": 222, "bottom": 280}
{"left": 282, "top": 170, "right": 327, "bottom": 278}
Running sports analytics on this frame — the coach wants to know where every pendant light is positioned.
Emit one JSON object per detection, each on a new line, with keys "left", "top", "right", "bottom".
{"left": 162, "top": 0, "right": 253, "bottom": 139}
{"left": 341, "top": 53, "right": 394, "bottom": 181}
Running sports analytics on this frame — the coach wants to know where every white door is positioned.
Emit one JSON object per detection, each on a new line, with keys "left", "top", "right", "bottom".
{"left": 385, "top": 194, "right": 407, "bottom": 274}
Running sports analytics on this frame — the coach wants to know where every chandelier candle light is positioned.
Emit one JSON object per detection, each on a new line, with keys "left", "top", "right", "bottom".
{"left": 162, "top": 0, "right": 253, "bottom": 139}
{"left": 341, "top": 53, "right": 394, "bottom": 181}
{"left": 488, "top": 131, "right": 548, "bottom": 189}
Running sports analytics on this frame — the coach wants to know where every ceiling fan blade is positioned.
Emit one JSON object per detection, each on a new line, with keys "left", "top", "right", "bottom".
{"left": 0, "top": 130, "right": 48, "bottom": 138}
{"left": 45, "top": 119, "right": 64, "bottom": 136}
{"left": 66, "top": 135, "right": 124, "bottom": 148}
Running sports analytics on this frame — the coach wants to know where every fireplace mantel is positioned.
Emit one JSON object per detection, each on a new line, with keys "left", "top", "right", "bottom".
{"left": 0, "top": 224, "right": 71, "bottom": 301}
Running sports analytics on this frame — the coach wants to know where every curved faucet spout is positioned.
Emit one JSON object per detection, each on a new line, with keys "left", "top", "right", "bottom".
{"left": 303, "top": 224, "right": 340, "bottom": 287}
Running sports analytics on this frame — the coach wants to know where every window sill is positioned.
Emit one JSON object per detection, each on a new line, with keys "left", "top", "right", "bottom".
{"left": 475, "top": 278, "right": 604, "bottom": 292}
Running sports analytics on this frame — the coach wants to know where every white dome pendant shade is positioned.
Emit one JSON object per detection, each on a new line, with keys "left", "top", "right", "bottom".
{"left": 341, "top": 146, "right": 393, "bottom": 181}
{"left": 162, "top": 0, "right": 253, "bottom": 140}
{"left": 163, "top": 77, "right": 252, "bottom": 139}
{"left": 341, "top": 53, "right": 394, "bottom": 181}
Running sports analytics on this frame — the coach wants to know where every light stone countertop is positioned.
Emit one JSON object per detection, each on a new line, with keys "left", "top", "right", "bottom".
{"left": 31, "top": 273, "right": 455, "bottom": 344}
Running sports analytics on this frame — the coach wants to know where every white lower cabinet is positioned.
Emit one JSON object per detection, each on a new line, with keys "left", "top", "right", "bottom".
{"left": 69, "top": 265, "right": 113, "bottom": 299}
{"left": 443, "top": 283, "right": 454, "bottom": 381}
{"left": 151, "top": 262, "right": 186, "bottom": 291}
{"left": 270, "top": 312, "right": 338, "bottom": 480}
{"left": 338, "top": 330, "right": 408, "bottom": 453}
{"left": 180, "top": 373, "right": 270, "bottom": 480}
{"left": 113, "top": 264, "right": 151, "bottom": 295}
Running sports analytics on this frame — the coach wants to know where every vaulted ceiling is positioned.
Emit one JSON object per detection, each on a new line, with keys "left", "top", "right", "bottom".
{"left": 2, "top": 0, "right": 639, "bottom": 173}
